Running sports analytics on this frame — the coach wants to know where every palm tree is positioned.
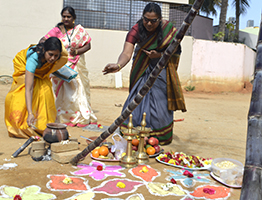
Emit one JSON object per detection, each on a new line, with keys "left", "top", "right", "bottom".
{"left": 189, "top": 0, "right": 229, "bottom": 41}
{"left": 218, "top": 0, "right": 229, "bottom": 39}
{"left": 189, "top": 0, "right": 221, "bottom": 17}
{"left": 232, "top": 0, "right": 250, "bottom": 42}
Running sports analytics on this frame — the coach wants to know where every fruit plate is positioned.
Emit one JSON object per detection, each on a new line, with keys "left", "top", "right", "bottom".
{"left": 155, "top": 154, "right": 211, "bottom": 171}
{"left": 149, "top": 149, "right": 164, "bottom": 158}
{"left": 90, "top": 149, "right": 164, "bottom": 161}
{"left": 210, "top": 172, "right": 241, "bottom": 188}
{"left": 91, "top": 154, "right": 119, "bottom": 162}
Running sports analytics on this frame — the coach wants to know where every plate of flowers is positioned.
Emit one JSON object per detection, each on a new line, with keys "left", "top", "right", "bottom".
{"left": 156, "top": 151, "right": 212, "bottom": 171}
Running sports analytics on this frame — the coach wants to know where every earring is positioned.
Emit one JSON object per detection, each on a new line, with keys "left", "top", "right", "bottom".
{"left": 73, "top": 20, "right": 75, "bottom": 24}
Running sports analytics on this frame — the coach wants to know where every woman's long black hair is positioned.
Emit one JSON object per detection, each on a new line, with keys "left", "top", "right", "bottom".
{"left": 56, "top": 6, "right": 76, "bottom": 27}
{"left": 138, "top": 3, "right": 163, "bottom": 46}
{"left": 32, "top": 37, "right": 62, "bottom": 61}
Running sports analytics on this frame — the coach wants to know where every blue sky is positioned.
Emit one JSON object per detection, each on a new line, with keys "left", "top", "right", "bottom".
{"left": 209, "top": 0, "right": 261, "bottom": 29}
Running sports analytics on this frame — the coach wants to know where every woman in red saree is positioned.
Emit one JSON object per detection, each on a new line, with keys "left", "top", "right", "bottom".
{"left": 103, "top": 3, "right": 186, "bottom": 145}
{"left": 43, "top": 6, "right": 97, "bottom": 127}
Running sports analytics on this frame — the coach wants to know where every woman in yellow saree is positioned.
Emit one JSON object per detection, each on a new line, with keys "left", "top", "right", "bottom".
{"left": 5, "top": 37, "right": 68, "bottom": 138}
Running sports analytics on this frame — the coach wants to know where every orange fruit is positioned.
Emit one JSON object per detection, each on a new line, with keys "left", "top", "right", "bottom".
{"left": 99, "top": 145, "right": 109, "bottom": 156}
{"left": 146, "top": 146, "right": 156, "bottom": 155}
{"left": 92, "top": 149, "right": 100, "bottom": 158}
{"left": 132, "top": 139, "right": 139, "bottom": 146}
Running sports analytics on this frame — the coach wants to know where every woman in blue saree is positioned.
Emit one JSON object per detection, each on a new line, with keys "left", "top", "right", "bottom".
{"left": 103, "top": 3, "right": 186, "bottom": 145}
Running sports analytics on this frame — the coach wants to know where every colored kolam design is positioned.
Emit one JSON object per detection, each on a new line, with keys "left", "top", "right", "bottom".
{"left": 145, "top": 182, "right": 188, "bottom": 197}
{"left": 46, "top": 174, "right": 90, "bottom": 191}
{"left": 101, "top": 193, "right": 145, "bottom": 200}
{"left": 0, "top": 185, "right": 56, "bottom": 200}
{"left": 165, "top": 169, "right": 211, "bottom": 188}
{"left": 63, "top": 190, "right": 95, "bottom": 200}
{"left": 180, "top": 196, "right": 195, "bottom": 200}
{"left": 189, "top": 185, "right": 231, "bottom": 199}
{"left": 129, "top": 165, "right": 161, "bottom": 182}
{"left": 71, "top": 161, "right": 125, "bottom": 181}
{"left": 0, "top": 163, "right": 17, "bottom": 170}
{"left": 92, "top": 178, "right": 143, "bottom": 196}
{"left": 156, "top": 152, "right": 212, "bottom": 170}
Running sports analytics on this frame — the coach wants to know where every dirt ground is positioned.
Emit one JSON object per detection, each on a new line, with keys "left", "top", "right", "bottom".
{"left": 0, "top": 83, "right": 252, "bottom": 200}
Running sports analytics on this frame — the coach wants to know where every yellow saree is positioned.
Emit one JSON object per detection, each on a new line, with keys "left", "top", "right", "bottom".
{"left": 5, "top": 45, "right": 68, "bottom": 138}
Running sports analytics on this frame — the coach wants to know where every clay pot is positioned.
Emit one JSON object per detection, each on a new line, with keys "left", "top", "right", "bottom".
{"left": 43, "top": 123, "right": 69, "bottom": 143}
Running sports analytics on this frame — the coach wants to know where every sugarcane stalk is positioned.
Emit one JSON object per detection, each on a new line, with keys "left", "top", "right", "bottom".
{"left": 240, "top": 18, "right": 262, "bottom": 199}
{"left": 70, "top": 0, "right": 205, "bottom": 166}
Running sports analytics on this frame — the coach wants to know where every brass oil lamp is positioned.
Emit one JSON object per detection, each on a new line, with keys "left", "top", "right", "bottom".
{"left": 120, "top": 114, "right": 139, "bottom": 168}
{"left": 135, "top": 112, "right": 152, "bottom": 164}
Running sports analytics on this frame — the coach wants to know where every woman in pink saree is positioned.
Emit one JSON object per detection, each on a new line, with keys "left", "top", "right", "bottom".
{"left": 42, "top": 6, "right": 97, "bottom": 127}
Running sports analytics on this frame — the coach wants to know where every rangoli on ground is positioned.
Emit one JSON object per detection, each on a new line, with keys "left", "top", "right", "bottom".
{"left": 189, "top": 185, "right": 231, "bottom": 199}
{"left": 129, "top": 165, "right": 160, "bottom": 182}
{"left": 46, "top": 174, "right": 90, "bottom": 191}
{"left": 63, "top": 190, "right": 95, "bottom": 200}
{"left": 0, "top": 185, "right": 56, "bottom": 200}
{"left": 145, "top": 182, "right": 188, "bottom": 197}
{"left": 165, "top": 168, "right": 211, "bottom": 188}
{"left": 71, "top": 161, "right": 125, "bottom": 181}
{"left": 92, "top": 178, "right": 143, "bottom": 196}
{"left": 101, "top": 193, "right": 145, "bottom": 200}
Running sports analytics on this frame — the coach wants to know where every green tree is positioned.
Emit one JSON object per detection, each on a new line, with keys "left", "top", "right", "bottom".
{"left": 189, "top": 0, "right": 221, "bottom": 17}
{"left": 226, "top": 22, "right": 235, "bottom": 41}
{"left": 213, "top": 31, "right": 225, "bottom": 41}
{"left": 232, "top": 0, "right": 250, "bottom": 42}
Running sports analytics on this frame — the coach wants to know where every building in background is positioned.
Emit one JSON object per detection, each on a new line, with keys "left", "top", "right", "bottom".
{"left": 213, "top": 16, "right": 258, "bottom": 50}
{"left": 228, "top": 17, "right": 236, "bottom": 24}
{"left": 67, "top": 0, "right": 213, "bottom": 40}
{"left": 0, "top": 0, "right": 255, "bottom": 92}
{"left": 239, "top": 26, "right": 259, "bottom": 50}
{"left": 246, "top": 20, "right": 254, "bottom": 27}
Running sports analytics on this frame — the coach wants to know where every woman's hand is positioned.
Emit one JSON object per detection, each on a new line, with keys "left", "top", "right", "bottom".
{"left": 102, "top": 64, "right": 120, "bottom": 75}
{"left": 27, "top": 113, "right": 35, "bottom": 127}
{"left": 142, "top": 49, "right": 162, "bottom": 59}
{"left": 25, "top": 70, "right": 35, "bottom": 128}
{"left": 70, "top": 43, "right": 91, "bottom": 56}
{"left": 102, "top": 42, "right": 134, "bottom": 75}
{"left": 69, "top": 47, "right": 78, "bottom": 56}
{"left": 39, "top": 37, "right": 47, "bottom": 44}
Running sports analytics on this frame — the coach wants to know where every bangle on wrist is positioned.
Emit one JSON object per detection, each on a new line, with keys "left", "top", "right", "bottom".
{"left": 117, "top": 64, "right": 121, "bottom": 71}
{"left": 75, "top": 49, "right": 78, "bottom": 55}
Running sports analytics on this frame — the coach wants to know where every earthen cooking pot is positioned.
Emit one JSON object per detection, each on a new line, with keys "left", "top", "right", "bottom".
{"left": 43, "top": 123, "right": 69, "bottom": 143}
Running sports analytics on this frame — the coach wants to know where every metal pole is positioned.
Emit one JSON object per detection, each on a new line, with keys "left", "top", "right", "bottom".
{"left": 129, "top": 0, "right": 133, "bottom": 30}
